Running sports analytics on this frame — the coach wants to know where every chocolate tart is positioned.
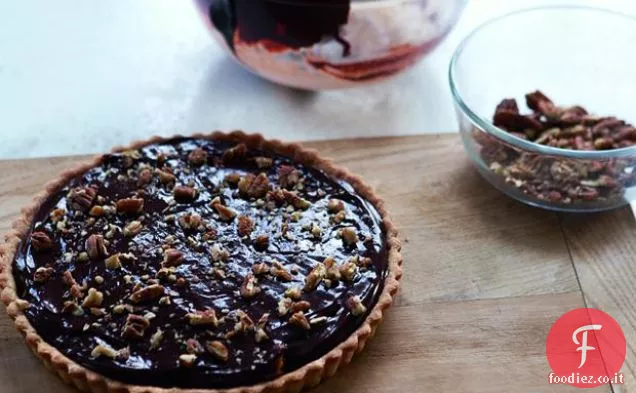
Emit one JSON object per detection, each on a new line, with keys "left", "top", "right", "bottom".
{"left": 0, "top": 131, "right": 401, "bottom": 392}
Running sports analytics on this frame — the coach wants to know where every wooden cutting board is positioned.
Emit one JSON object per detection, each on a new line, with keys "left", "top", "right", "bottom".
{"left": 1, "top": 134, "right": 634, "bottom": 393}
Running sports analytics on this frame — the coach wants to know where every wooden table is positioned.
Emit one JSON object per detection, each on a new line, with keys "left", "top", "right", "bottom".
{"left": 1, "top": 135, "right": 633, "bottom": 393}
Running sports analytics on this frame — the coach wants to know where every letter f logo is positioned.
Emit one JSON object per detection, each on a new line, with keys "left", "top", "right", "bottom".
{"left": 572, "top": 324, "right": 602, "bottom": 368}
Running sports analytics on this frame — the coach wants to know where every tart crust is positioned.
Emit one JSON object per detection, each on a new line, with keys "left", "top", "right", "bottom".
{"left": 0, "top": 131, "right": 402, "bottom": 393}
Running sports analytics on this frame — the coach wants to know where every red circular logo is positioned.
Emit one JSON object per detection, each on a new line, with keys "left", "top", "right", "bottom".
{"left": 546, "top": 308, "right": 626, "bottom": 388}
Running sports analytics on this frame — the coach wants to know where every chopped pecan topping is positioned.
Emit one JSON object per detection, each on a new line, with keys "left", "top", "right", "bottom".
{"left": 251, "top": 262, "right": 269, "bottom": 276}
{"left": 123, "top": 220, "right": 143, "bottom": 237}
{"left": 351, "top": 255, "right": 373, "bottom": 268}
{"left": 324, "top": 257, "right": 341, "bottom": 281}
{"left": 304, "top": 262, "right": 326, "bottom": 292}
{"left": 105, "top": 254, "right": 122, "bottom": 269}
{"left": 254, "top": 156, "right": 273, "bottom": 169}
{"left": 283, "top": 190, "right": 310, "bottom": 210}
{"left": 149, "top": 328, "right": 164, "bottom": 350}
{"left": 224, "top": 173, "right": 241, "bottom": 185}
{"left": 157, "top": 168, "right": 176, "bottom": 185}
{"left": 237, "top": 215, "right": 255, "bottom": 237}
{"left": 278, "top": 297, "right": 293, "bottom": 316}
{"left": 332, "top": 210, "right": 346, "bottom": 224}
{"left": 179, "top": 354, "right": 197, "bottom": 367}
{"left": 206, "top": 340, "right": 229, "bottom": 362}
{"left": 173, "top": 186, "right": 198, "bottom": 203}
{"left": 50, "top": 208, "right": 66, "bottom": 223}
{"left": 137, "top": 167, "right": 153, "bottom": 187}
{"left": 346, "top": 295, "right": 367, "bottom": 316}
{"left": 240, "top": 273, "right": 261, "bottom": 299}
{"left": 186, "top": 309, "right": 218, "bottom": 326}
{"left": 129, "top": 284, "right": 165, "bottom": 304}
{"left": 68, "top": 186, "right": 97, "bottom": 211}
{"left": 270, "top": 261, "right": 292, "bottom": 281}
{"left": 253, "top": 234, "right": 269, "bottom": 250}
{"left": 222, "top": 143, "right": 247, "bottom": 163}
{"left": 340, "top": 227, "right": 358, "bottom": 245}
{"left": 340, "top": 261, "right": 358, "bottom": 282}
{"left": 284, "top": 286, "right": 302, "bottom": 300}
{"left": 33, "top": 267, "right": 54, "bottom": 283}
{"left": 203, "top": 228, "right": 218, "bottom": 241}
{"left": 278, "top": 165, "right": 300, "bottom": 189}
{"left": 90, "top": 344, "right": 119, "bottom": 359}
{"left": 186, "top": 338, "right": 205, "bottom": 354}
{"left": 309, "top": 223, "right": 322, "bottom": 238}
{"left": 62, "top": 270, "right": 77, "bottom": 286}
{"left": 85, "top": 234, "right": 108, "bottom": 260}
{"left": 213, "top": 202, "right": 237, "bottom": 222}
{"left": 62, "top": 300, "right": 84, "bottom": 316}
{"left": 310, "top": 316, "right": 328, "bottom": 326}
{"left": 289, "top": 311, "right": 311, "bottom": 330}
{"left": 210, "top": 243, "right": 229, "bottom": 262}
{"left": 89, "top": 205, "right": 105, "bottom": 217}
{"left": 162, "top": 248, "right": 184, "bottom": 267}
{"left": 254, "top": 313, "right": 270, "bottom": 343}
{"left": 82, "top": 288, "right": 104, "bottom": 308}
{"left": 31, "top": 232, "right": 53, "bottom": 252}
{"left": 116, "top": 198, "right": 144, "bottom": 214}
{"left": 327, "top": 198, "right": 344, "bottom": 213}
{"left": 291, "top": 300, "right": 311, "bottom": 313}
{"left": 188, "top": 148, "right": 208, "bottom": 166}
{"left": 178, "top": 213, "right": 203, "bottom": 230}
{"left": 70, "top": 284, "right": 84, "bottom": 299}
{"left": 122, "top": 314, "right": 150, "bottom": 340}
{"left": 238, "top": 173, "right": 270, "bottom": 199}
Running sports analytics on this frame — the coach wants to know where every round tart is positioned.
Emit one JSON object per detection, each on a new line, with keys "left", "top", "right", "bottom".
{"left": 0, "top": 132, "right": 401, "bottom": 392}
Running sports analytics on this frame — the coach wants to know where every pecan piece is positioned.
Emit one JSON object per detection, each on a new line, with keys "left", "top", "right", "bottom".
{"left": 237, "top": 215, "right": 255, "bottom": 237}
{"left": 150, "top": 328, "right": 164, "bottom": 350}
{"left": 68, "top": 186, "right": 97, "bottom": 211}
{"left": 206, "top": 340, "right": 229, "bottom": 362}
{"left": 210, "top": 243, "right": 229, "bottom": 262}
{"left": 188, "top": 148, "right": 208, "bottom": 166}
{"left": 251, "top": 262, "right": 269, "bottom": 276}
{"left": 105, "top": 254, "right": 122, "bottom": 269}
{"left": 178, "top": 213, "right": 203, "bottom": 230}
{"left": 525, "top": 90, "right": 557, "bottom": 116}
{"left": 270, "top": 261, "right": 292, "bottom": 281}
{"left": 222, "top": 143, "right": 247, "bottom": 163}
{"left": 224, "top": 172, "right": 241, "bottom": 185}
{"left": 86, "top": 234, "right": 108, "bottom": 260}
{"left": 157, "top": 168, "right": 176, "bottom": 185}
{"left": 324, "top": 257, "right": 341, "bottom": 281}
{"left": 130, "top": 284, "right": 165, "bottom": 304}
{"left": 82, "top": 288, "right": 104, "bottom": 308}
{"left": 278, "top": 165, "right": 300, "bottom": 189}
{"left": 31, "top": 231, "right": 53, "bottom": 252}
{"left": 186, "top": 338, "right": 205, "bottom": 354}
{"left": 254, "top": 313, "right": 270, "bottom": 343}
{"left": 284, "top": 286, "right": 302, "bottom": 300}
{"left": 340, "top": 227, "right": 358, "bottom": 246}
{"left": 173, "top": 186, "right": 198, "bottom": 203}
{"left": 327, "top": 199, "right": 344, "bottom": 213}
{"left": 186, "top": 309, "right": 218, "bottom": 327}
{"left": 289, "top": 311, "right": 311, "bottom": 330}
{"left": 122, "top": 314, "right": 150, "bottom": 340}
{"left": 179, "top": 354, "right": 197, "bottom": 367}
{"left": 91, "top": 344, "right": 119, "bottom": 359}
{"left": 33, "top": 267, "right": 54, "bottom": 283}
{"left": 278, "top": 297, "right": 293, "bottom": 316}
{"left": 213, "top": 203, "right": 237, "bottom": 222}
{"left": 162, "top": 249, "right": 184, "bottom": 267}
{"left": 291, "top": 300, "right": 311, "bottom": 313}
{"left": 254, "top": 157, "right": 273, "bottom": 169}
{"left": 123, "top": 220, "right": 143, "bottom": 237}
{"left": 137, "top": 168, "right": 153, "bottom": 187}
{"left": 304, "top": 262, "right": 326, "bottom": 292}
{"left": 346, "top": 295, "right": 367, "bottom": 316}
{"left": 238, "top": 173, "right": 270, "bottom": 199}
{"left": 253, "top": 234, "right": 269, "bottom": 250}
{"left": 340, "top": 261, "right": 358, "bottom": 282}
{"left": 282, "top": 190, "right": 310, "bottom": 210}
{"left": 240, "top": 273, "right": 261, "bottom": 299}
{"left": 116, "top": 198, "right": 144, "bottom": 214}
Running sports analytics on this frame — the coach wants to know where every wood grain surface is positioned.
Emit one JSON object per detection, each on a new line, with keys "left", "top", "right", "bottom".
{"left": 0, "top": 134, "right": 629, "bottom": 393}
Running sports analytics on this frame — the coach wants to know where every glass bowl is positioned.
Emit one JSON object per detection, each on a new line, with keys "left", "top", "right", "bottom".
{"left": 449, "top": 6, "right": 636, "bottom": 212}
{"left": 194, "top": 0, "right": 465, "bottom": 90}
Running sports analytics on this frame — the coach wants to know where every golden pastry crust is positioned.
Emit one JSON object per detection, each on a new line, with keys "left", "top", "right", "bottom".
{"left": 0, "top": 130, "right": 402, "bottom": 393}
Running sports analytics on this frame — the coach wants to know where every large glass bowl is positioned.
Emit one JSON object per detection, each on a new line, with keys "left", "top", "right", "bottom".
{"left": 194, "top": 0, "right": 465, "bottom": 90}
{"left": 450, "top": 6, "right": 636, "bottom": 212}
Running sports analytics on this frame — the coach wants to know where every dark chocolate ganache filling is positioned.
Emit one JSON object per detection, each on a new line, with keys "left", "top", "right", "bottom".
{"left": 13, "top": 138, "right": 387, "bottom": 389}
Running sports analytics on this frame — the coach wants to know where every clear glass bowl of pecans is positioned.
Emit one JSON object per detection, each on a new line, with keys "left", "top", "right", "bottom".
{"left": 449, "top": 6, "right": 636, "bottom": 212}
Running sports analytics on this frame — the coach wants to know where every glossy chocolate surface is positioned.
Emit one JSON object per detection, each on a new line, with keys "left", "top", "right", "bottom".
{"left": 13, "top": 138, "right": 387, "bottom": 389}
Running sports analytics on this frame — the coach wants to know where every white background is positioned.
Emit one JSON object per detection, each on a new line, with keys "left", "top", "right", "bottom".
{"left": 1, "top": 0, "right": 635, "bottom": 158}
